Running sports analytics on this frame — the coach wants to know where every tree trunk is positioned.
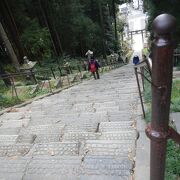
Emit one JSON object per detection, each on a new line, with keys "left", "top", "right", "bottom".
{"left": 0, "top": 0, "right": 25, "bottom": 62}
{"left": 98, "top": 1, "right": 106, "bottom": 59}
{"left": 112, "top": 0, "right": 118, "bottom": 51}
{"left": 39, "top": 0, "right": 63, "bottom": 58}
{"left": 0, "top": 22, "right": 20, "bottom": 70}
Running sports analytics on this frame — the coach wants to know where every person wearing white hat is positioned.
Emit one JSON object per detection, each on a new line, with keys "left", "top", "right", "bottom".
{"left": 85, "top": 50, "right": 93, "bottom": 61}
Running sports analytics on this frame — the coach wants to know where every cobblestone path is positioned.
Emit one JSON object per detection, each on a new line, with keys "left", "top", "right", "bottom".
{"left": 0, "top": 64, "right": 140, "bottom": 180}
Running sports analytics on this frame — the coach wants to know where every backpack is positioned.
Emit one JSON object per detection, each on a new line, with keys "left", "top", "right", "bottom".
{"left": 90, "top": 62, "right": 96, "bottom": 72}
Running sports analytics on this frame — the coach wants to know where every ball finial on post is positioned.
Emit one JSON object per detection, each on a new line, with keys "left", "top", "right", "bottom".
{"left": 152, "top": 14, "right": 176, "bottom": 35}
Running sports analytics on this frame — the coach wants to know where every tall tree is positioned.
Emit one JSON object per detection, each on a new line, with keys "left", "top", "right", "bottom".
{"left": 0, "top": 22, "right": 20, "bottom": 70}
{"left": 0, "top": 0, "right": 25, "bottom": 63}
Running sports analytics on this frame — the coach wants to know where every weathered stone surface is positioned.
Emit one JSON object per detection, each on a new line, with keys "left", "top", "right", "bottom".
{"left": 0, "top": 135, "right": 18, "bottom": 145}
{"left": 0, "top": 144, "right": 32, "bottom": 157}
{"left": 63, "top": 132, "right": 99, "bottom": 141}
{"left": 16, "top": 134, "right": 37, "bottom": 144}
{"left": 0, "top": 157, "right": 31, "bottom": 173}
{"left": 35, "top": 134, "right": 61, "bottom": 143}
{"left": 32, "top": 142, "right": 79, "bottom": 156}
{"left": 100, "top": 131, "right": 137, "bottom": 140}
{"left": 99, "top": 122, "right": 135, "bottom": 132}
{"left": 24, "top": 156, "right": 82, "bottom": 179}
{"left": 79, "top": 175, "right": 130, "bottom": 180}
{"left": 1, "top": 119, "right": 30, "bottom": 128}
{"left": 81, "top": 156, "right": 132, "bottom": 176}
{"left": 20, "top": 124, "right": 65, "bottom": 135}
{"left": 64, "top": 123, "right": 98, "bottom": 133}
{"left": 82, "top": 140, "right": 135, "bottom": 156}
{"left": 0, "top": 128, "right": 20, "bottom": 135}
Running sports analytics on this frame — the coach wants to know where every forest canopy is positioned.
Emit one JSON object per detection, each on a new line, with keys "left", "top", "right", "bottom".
{"left": 0, "top": 0, "right": 130, "bottom": 67}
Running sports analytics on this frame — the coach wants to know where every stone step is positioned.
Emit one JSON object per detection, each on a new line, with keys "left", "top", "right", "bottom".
{"left": 62, "top": 132, "right": 100, "bottom": 141}
{"left": 82, "top": 140, "right": 135, "bottom": 156}
{"left": 108, "top": 114, "right": 132, "bottom": 122}
{"left": 0, "top": 128, "right": 20, "bottom": 135}
{"left": 99, "top": 122, "right": 135, "bottom": 132}
{"left": 34, "top": 134, "right": 62, "bottom": 143}
{"left": 0, "top": 156, "right": 30, "bottom": 172}
{"left": 0, "top": 135, "right": 18, "bottom": 145}
{"left": 0, "top": 157, "right": 31, "bottom": 180}
{"left": 31, "top": 142, "right": 79, "bottom": 156}
{"left": 100, "top": 131, "right": 137, "bottom": 140}
{"left": 19, "top": 124, "right": 65, "bottom": 135}
{"left": 23, "top": 155, "right": 133, "bottom": 180}
{"left": 0, "top": 119, "right": 30, "bottom": 128}
{"left": 0, "top": 112, "right": 30, "bottom": 121}
{"left": 24, "top": 156, "right": 82, "bottom": 178}
{"left": 64, "top": 123, "right": 98, "bottom": 133}
{"left": 81, "top": 155, "right": 132, "bottom": 176}
{"left": 0, "top": 143, "right": 32, "bottom": 157}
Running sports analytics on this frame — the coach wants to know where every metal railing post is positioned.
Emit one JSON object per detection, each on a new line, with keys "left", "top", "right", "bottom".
{"left": 145, "top": 14, "right": 180, "bottom": 180}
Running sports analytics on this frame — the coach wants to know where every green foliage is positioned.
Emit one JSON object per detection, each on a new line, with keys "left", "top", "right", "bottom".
{"left": 171, "top": 80, "right": 180, "bottom": 112}
{"left": 1, "top": 0, "right": 124, "bottom": 64}
{"left": 21, "top": 20, "right": 52, "bottom": 60}
{"left": 144, "top": 0, "right": 180, "bottom": 43}
{"left": 165, "top": 140, "right": 180, "bottom": 180}
{"left": 143, "top": 77, "right": 180, "bottom": 180}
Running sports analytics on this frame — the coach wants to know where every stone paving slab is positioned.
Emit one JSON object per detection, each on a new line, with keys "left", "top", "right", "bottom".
{"left": 31, "top": 142, "right": 79, "bottom": 156}
{"left": 19, "top": 124, "right": 65, "bottom": 135}
{"left": 0, "top": 112, "right": 30, "bottom": 121}
{"left": 35, "top": 134, "right": 62, "bottom": 143}
{"left": 63, "top": 132, "right": 100, "bottom": 141}
{"left": 1, "top": 119, "right": 30, "bottom": 128}
{"left": 16, "top": 134, "right": 37, "bottom": 144}
{"left": 0, "top": 135, "right": 18, "bottom": 145}
{"left": 81, "top": 155, "right": 132, "bottom": 176}
{"left": 64, "top": 123, "right": 98, "bottom": 133}
{"left": 99, "top": 130, "right": 137, "bottom": 140}
{"left": 99, "top": 122, "right": 135, "bottom": 132}
{"left": 0, "top": 157, "right": 31, "bottom": 173}
{"left": 0, "top": 144, "right": 32, "bottom": 157}
{"left": 82, "top": 140, "right": 135, "bottom": 156}
{"left": 0, "top": 128, "right": 20, "bottom": 135}
{"left": 23, "top": 156, "right": 82, "bottom": 179}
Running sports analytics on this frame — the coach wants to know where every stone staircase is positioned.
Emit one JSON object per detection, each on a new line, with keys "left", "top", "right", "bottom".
{"left": 0, "top": 65, "right": 140, "bottom": 180}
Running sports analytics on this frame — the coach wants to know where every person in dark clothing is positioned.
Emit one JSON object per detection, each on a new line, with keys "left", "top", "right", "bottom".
{"left": 133, "top": 55, "right": 140, "bottom": 65}
{"left": 88, "top": 57, "right": 100, "bottom": 79}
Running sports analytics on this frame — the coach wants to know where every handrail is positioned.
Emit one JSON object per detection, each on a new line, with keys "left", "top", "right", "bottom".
{"left": 145, "top": 14, "right": 180, "bottom": 180}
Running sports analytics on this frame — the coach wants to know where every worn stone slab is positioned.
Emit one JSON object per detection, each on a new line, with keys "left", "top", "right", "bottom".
{"left": 81, "top": 156, "right": 132, "bottom": 176}
{"left": 24, "top": 156, "right": 82, "bottom": 179}
{"left": 63, "top": 132, "right": 100, "bottom": 141}
{"left": 0, "top": 157, "right": 31, "bottom": 173}
{"left": 99, "top": 122, "right": 135, "bottom": 132}
{"left": 108, "top": 114, "right": 132, "bottom": 122}
{"left": 0, "top": 112, "right": 30, "bottom": 121}
{"left": 20, "top": 124, "right": 65, "bottom": 135}
{"left": 100, "top": 131, "right": 137, "bottom": 140}
{"left": 16, "top": 134, "right": 37, "bottom": 144}
{"left": 1, "top": 119, "right": 30, "bottom": 128}
{"left": 32, "top": 142, "right": 79, "bottom": 156}
{"left": 95, "top": 106, "right": 120, "bottom": 112}
{"left": 82, "top": 140, "right": 135, "bottom": 156}
{"left": 0, "top": 144, "right": 32, "bottom": 157}
{"left": 0, "top": 173, "right": 24, "bottom": 180}
{"left": 35, "top": 134, "right": 61, "bottom": 143}
{"left": 0, "top": 135, "right": 18, "bottom": 145}
{"left": 64, "top": 123, "right": 98, "bottom": 133}
{"left": 0, "top": 128, "right": 20, "bottom": 135}
{"left": 93, "top": 102, "right": 117, "bottom": 108}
